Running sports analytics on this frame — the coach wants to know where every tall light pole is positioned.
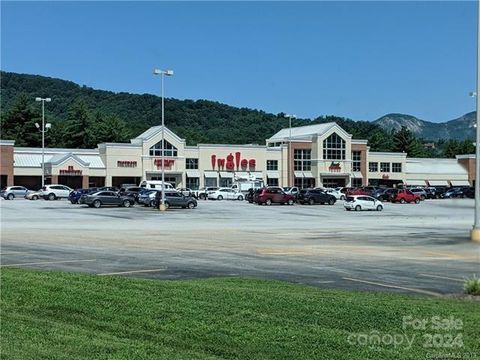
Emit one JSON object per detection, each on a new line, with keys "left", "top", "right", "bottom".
{"left": 35, "top": 97, "right": 52, "bottom": 188}
{"left": 285, "top": 114, "right": 296, "bottom": 187}
{"left": 472, "top": 0, "right": 480, "bottom": 242}
{"left": 153, "top": 69, "right": 174, "bottom": 211}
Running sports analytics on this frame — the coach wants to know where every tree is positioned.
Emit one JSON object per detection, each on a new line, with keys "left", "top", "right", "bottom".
{"left": 0, "top": 93, "right": 42, "bottom": 147}
{"left": 91, "top": 113, "right": 131, "bottom": 144}
{"left": 62, "top": 99, "right": 94, "bottom": 148}
{"left": 392, "top": 126, "right": 424, "bottom": 157}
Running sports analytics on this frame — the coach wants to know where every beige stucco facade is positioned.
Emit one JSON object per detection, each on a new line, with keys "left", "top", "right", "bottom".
{"left": 0, "top": 122, "right": 473, "bottom": 190}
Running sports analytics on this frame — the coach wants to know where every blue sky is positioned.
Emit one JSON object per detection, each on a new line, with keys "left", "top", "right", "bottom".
{"left": 1, "top": 1, "right": 477, "bottom": 122}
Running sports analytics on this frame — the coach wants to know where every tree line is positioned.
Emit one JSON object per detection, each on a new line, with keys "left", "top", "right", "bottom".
{"left": 0, "top": 71, "right": 475, "bottom": 157}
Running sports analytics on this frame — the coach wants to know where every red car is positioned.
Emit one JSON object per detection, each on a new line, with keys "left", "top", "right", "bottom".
{"left": 254, "top": 187, "right": 295, "bottom": 205}
{"left": 347, "top": 187, "right": 369, "bottom": 196}
{"left": 392, "top": 189, "right": 421, "bottom": 204}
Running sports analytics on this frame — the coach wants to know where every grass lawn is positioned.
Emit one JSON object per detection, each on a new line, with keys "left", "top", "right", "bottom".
{"left": 1, "top": 268, "right": 479, "bottom": 359}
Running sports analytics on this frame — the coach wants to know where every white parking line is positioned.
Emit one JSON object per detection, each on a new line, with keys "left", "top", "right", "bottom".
{"left": 342, "top": 277, "right": 441, "bottom": 297}
{"left": 97, "top": 268, "right": 166, "bottom": 276}
{"left": 1, "top": 259, "right": 96, "bottom": 267}
{"left": 418, "top": 273, "right": 464, "bottom": 282}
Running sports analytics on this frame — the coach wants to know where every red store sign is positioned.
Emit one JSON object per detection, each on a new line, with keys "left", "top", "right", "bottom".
{"left": 328, "top": 162, "right": 341, "bottom": 173}
{"left": 154, "top": 159, "right": 175, "bottom": 169}
{"left": 117, "top": 160, "right": 137, "bottom": 168}
{"left": 59, "top": 165, "right": 82, "bottom": 176}
{"left": 211, "top": 152, "right": 256, "bottom": 171}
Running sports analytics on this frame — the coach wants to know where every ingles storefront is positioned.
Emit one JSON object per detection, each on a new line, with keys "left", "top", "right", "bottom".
{"left": 0, "top": 123, "right": 473, "bottom": 189}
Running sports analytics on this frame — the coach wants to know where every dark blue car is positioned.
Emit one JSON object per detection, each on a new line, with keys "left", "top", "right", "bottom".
{"left": 69, "top": 188, "right": 98, "bottom": 204}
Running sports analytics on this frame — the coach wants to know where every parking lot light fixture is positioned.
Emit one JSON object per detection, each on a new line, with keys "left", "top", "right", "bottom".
{"left": 153, "top": 68, "right": 174, "bottom": 211}
{"left": 285, "top": 114, "right": 296, "bottom": 186}
{"left": 35, "top": 97, "right": 52, "bottom": 188}
{"left": 472, "top": 0, "right": 480, "bottom": 242}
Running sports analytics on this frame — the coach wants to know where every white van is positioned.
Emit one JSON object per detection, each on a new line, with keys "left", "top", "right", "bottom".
{"left": 139, "top": 180, "right": 174, "bottom": 190}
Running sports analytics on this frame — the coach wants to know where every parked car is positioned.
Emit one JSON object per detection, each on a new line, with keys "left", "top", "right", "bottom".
{"left": 254, "top": 187, "right": 295, "bottom": 205}
{"left": 409, "top": 188, "right": 427, "bottom": 200}
{"left": 391, "top": 189, "right": 421, "bottom": 204}
{"left": 344, "top": 195, "right": 384, "bottom": 211}
{"left": 119, "top": 186, "right": 143, "bottom": 202}
{"left": 155, "top": 191, "right": 198, "bottom": 209}
{"left": 41, "top": 185, "right": 73, "bottom": 200}
{"left": 139, "top": 180, "right": 174, "bottom": 191}
{"left": 282, "top": 187, "right": 300, "bottom": 197}
{"left": 373, "top": 188, "right": 397, "bottom": 202}
{"left": 83, "top": 191, "right": 135, "bottom": 208}
{"left": 323, "top": 188, "right": 345, "bottom": 200}
{"left": 1, "top": 186, "right": 30, "bottom": 200}
{"left": 347, "top": 187, "right": 369, "bottom": 196}
{"left": 465, "top": 187, "right": 475, "bottom": 199}
{"left": 424, "top": 187, "right": 438, "bottom": 199}
{"left": 246, "top": 188, "right": 261, "bottom": 203}
{"left": 297, "top": 189, "right": 336, "bottom": 205}
{"left": 444, "top": 187, "right": 469, "bottom": 199}
{"left": 25, "top": 189, "right": 42, "bottom": 200}
{"left": 177, "top": 188, "right": 193, "bottom": 197}
{"left": 194, "top": 187, "right": 219, "bottom": 200}
{"left": 208, "top": 188, "right": 244, "bottom": 200}
{"left": 433, "top": 186, "right": 448, "bottom": 199}
{"left": 137, "top": 189, "right": 160, "bottom": 207}
{"left": 69, "top": 188, "right": 98, "bottom": 204}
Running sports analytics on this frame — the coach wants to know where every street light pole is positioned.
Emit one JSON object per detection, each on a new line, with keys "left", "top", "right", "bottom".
{"left": 35, "top": 97, "right": 52, "bottom": 188}
{"left": 285, "top": 114, "right": 296, "bottom": 187}
{"left": 472, "top": 0, "right": 480, "bottom": 241}
{"left": 153, "top": 69, "right": 174, "bottom": 211}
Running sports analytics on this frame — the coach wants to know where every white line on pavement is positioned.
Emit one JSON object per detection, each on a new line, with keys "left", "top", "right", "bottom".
{"left": 418, "top": 273, "right": 464, "bottom": 282}
{"left": 1, "top": 259, "right": 96, "bottom": 267}
{"left": 342, "top": 277, "right": 442, "bottom": 297}
{"left": 97, "top": 268, "right": 166, "bottom": 276}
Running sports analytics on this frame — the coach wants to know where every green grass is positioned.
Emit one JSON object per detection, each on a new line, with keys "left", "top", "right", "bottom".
{"left": 1, "top": 268, "right": 479, "bottom": 360}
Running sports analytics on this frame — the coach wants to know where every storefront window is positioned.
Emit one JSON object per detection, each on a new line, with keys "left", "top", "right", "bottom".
{"left": 266, "top": 160, "right": 278, "bottom": 171}
{"left": 392, "top": 163, "right": 402, "bottom": 173}
{"left": 352, "top": 178, "right": 362, "bottom": 187}
{"left": 380, "top": 162, "right": 390, "bottom": 172}
{"left": 369, "top": 162, "right": 378, "bottom": 172}
{"left": 267, "top": 177, "right": 279, "bottom": 186}
{"left": 205, "top": 177, "right": 217, "bottom": 188}
{"left": 186, "top": 158, "right": 198, "bottom": 169}
{"left": 186, "top": 177, "right": 199, "bottom": 190}
{"left": 294, "top": 149, "right": 311, "bottom": 171}
{"left": 323, "top": 133, "right": 345, "bottom": 160}
{"left": 352, "top": 151, "right": 361, "bottom": 171}
{"left": 295, "top": 177, "right": 315, "bottom": 189}
{"left": 149, "top": 139, "right": 178, "bottom": 157}
{"left": 220, "top": 177, "right": 232, "bottom": 187}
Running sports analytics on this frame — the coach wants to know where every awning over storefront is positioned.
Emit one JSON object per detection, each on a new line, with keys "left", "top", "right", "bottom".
{"left": 249, "top": 171, "right": 263, "bottom": 179}
{"left": 303, "top": 171, "right": 314, "bottom": 178}
{"left": 294, "top": 171, "right": 303, "bottom": 178}
{"left": 186, "top": 170, "right": 200, "bottom": 178}
{"left": 219, "top": 171, "right": 234, "bottom": 178}
{"left": 450, "top": 180, "right": 470, "bottom": 186}
{"left": 234, "top": 172, "right": 249, "bottom": 180}
{"left": 427, "top": 180, "right": 449, "bottom": 186}
{"left": 352, "top": 172, "right": 363, "bottom": 178}
{"left": 406, "top": 179, "right": 427, "bottom": 186}
{"left": 204, "top": 171, "right": 218, "bottom": 178}
{"left": 266, "top": 171, "right": 279, "bottom": 179}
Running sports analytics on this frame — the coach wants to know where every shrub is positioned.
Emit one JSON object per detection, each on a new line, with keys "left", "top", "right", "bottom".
{"left": 463, "top": 275, "right": 480, "bottom": 295}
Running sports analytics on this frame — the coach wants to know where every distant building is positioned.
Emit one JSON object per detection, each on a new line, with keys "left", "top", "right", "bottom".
{"left": 0, "top": 123, "right": 473, "bottom": 189}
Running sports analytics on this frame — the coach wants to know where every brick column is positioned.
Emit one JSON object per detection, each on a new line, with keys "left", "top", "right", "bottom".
{"left": 82, "top": 176, "right": 89, "bottom": 188}
{"left": 51, "top": 175, "right": 58, "bottom": 184}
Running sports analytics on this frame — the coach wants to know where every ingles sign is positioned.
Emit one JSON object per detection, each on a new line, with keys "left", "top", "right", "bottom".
{"left": 59, "top": 165, "right": 82, "bottom": 175}
{"left": 117, "top": 161, "right": 137, "bottom": 168}
{"left": 328, "top": 162, "right": 342, "bottom": 173}
{"left": 211, "top": 152, "right": 256, "bottom": 171}
{"left": 154, "top": 159, "right": 175, "bottom": 169}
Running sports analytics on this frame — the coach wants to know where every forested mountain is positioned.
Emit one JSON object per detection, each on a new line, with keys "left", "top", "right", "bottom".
{"left": 0, "top": 71, "right": 474, "bottom": 158}
{"left": 374, "top": 112, "right": 476, "bottom": 141}
{"left": 0, "top": 71, "right": 387, "bottom": 148}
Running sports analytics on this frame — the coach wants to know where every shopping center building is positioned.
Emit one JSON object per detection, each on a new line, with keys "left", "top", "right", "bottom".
{"left": 0, "top": 122, "right": 474, "bottom": 190}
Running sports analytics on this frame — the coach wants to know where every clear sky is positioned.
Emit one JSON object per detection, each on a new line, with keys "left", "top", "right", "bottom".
{"left": 1, "top": 1, "right": 477, "bottom": 122}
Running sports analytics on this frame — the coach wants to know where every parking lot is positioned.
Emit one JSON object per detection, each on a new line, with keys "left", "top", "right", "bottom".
{"left": 1, "top": 197, "right": 479, "bottom": 296}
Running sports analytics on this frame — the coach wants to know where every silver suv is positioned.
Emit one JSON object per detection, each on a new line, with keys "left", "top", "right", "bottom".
{"left": 41, "top": 185, "right": 73, "bottom": 200}
{"left": 1, "top": 186, "right": 29, "bottom": 200}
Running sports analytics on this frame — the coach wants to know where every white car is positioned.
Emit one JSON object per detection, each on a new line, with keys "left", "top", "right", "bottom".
{"left": 40, "top": 184, "right": 73, "bottom": 200}
{"left": 323, "top": 188, "right": 345, "bottom": 200}
{"left": 208, "top": 188, "right": 244, "bottom": 200}
{"left": 344, "top": 195, "right": 383, "bottom": 211}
